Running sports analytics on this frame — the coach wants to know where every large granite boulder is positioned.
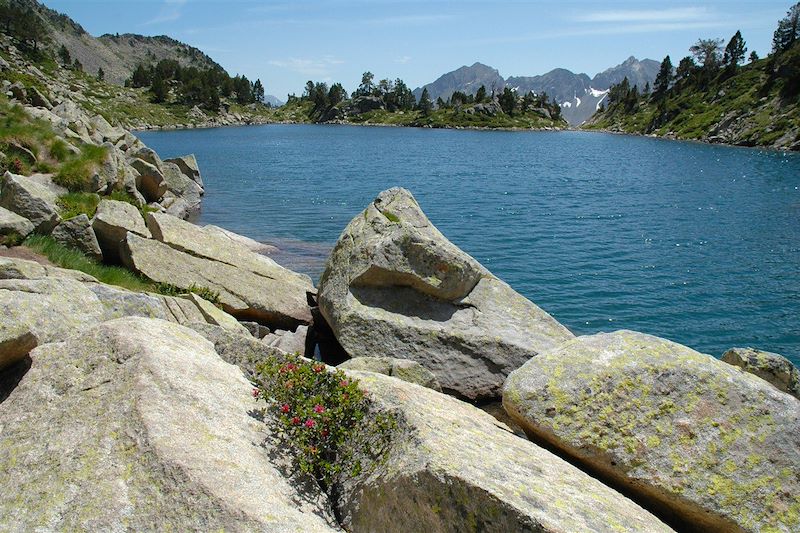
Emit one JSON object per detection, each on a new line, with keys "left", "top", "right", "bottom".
{"left": 51, "top": 214, "right": 103, "bottom": 261}
{"left": 722, "top": 347, "right": 800, "bottom": 399}
{"left": 162, "top": 161, "right": 203, "bottom": 211}
{"left": 0, "top": 276, "right": 105, "bottom": 370}
{"left": 121, "top": 233, "right": 312, "bottom": 329}
{"left": 0, "top": 205, "right": 34, "bottom": 240}
{"left": 338, "top": 356, "right": 441, "bottom": 391}
{"left": 0, "top": 171, "right": 62, "bottom": 233}
{"left": 146, "top": 212, "right": 308, "bottom": 285}
{"left": 130, "top": 158, "right": 167, "bottom": 202}
{"left": 336, "top": 370, "right": 673, "bottom": 532}
{"left": 165, "top": 154, "right": 204, "bottom": 190}
{"left": 181, "top": 292, "right": 251, "bottom": 336}
{"left": 0, "top": 318, "right": 338, "bottom": 531}
{"left": 503, "top": 330, "right": 800, "bottom": 533}
{"left": 317, "top": 188, "right": 574, "bottom": 401}
{"left": 262, "top": 325, "right": 309, "bottom": 355}
{"left": 91, "top": 199, "right": 151, "bottom": 263}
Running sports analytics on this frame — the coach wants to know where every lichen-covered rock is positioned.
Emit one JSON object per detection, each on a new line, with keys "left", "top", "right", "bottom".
{"left": 0, "top": 277, "right": 105, "bottom": 370}
{"left": 262, "top": 325, "right": 309, "bottom": 355}
{"left": 146, "top": 212, "right": 310, "bottom": 285}
{"left": 318, "top": 187, "right": 574, "bottom": 402}
{"left": 130, "top": 158, "right": 167, "bottom": 202}
{"left": 165, "top": 154, "right": 204, "bottom": 191}
{"left": 182, "top": 292, "right": 250, "bottom": 336}
{"left": 0, "top": 171, "right": 61, "bottom": 233}
{"left": 188, "top": 322, "right": 285, "bottom": 376}
{"left": 0, "top": 205, "right": 34, "bottom": 239}
{"left": 338, "top": 356, "right": 441, "bottom": 391}
{"left": 51, "top": 214, "right": 103, "bottom": 261}
{"left": 0, "top": 318, "right": 339, "bottom": 531}
{"left": 722, "top": 347, "right": 800, "bottom": 399}
{"left": 503, "top": 330, "right": 800, "bottom": 533}
{"left": 162, "top": 161, "right": 203, "bottom": 211}
{"left": 91, "top": 199, "right": 151, "bottom": 263}
{"left": 121, "top": 233, "right": 312, "bottom": 329}
{"left": 336, "top": 371, "right": 673, "bottom": 533}
{"left": 203, "top": 224, "right": 277, "bottom": 254}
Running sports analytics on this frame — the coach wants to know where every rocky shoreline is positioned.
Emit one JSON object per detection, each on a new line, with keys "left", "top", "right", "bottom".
{"left": 2, "top": 48, "right": 800, "bottom": 533}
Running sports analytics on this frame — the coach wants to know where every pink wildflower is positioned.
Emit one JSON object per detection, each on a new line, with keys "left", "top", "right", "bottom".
{"left": 313, "top": 404, "right": 325, "bottom": 414}
{"left": 305, "top": 418, "right": 315, "bottom": 428}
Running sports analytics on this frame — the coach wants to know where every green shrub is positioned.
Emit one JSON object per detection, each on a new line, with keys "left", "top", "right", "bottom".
{"left": 188, "top": 283, "right": 221, "bottom": 305}
{"left": 53, "top": 144, "right": 108, "bottom": 192}
{"left": 253, "top": 354, "right": 396, "bottom": 487}
{"left": 57, "top": 192, "right": 101, "bottom": 219}
{"left": 23, "top": 234, "right": 154, "bottom": 292}
{"left": 0, "top": 231, "right": 25, "bottom": 247}
{"left": 49, "top": 138, "right": 70, "bottom": 162}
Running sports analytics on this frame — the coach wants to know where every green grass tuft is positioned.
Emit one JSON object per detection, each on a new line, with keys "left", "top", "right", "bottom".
{"left": 53, "top": 144, "right": 108, "bottom": 192}
{"left": 57, "top": 192, "right": 101, "bottom": 219}
{"left": 23, "top": 234, "right": 155, "bottom": 293}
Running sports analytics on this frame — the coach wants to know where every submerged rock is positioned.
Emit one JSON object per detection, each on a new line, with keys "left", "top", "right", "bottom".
{"left": 0, "top": 318, "right": 339, "bottom": 531}
{"left": 336, "top": 370, "right": 673, "bottom": 532}
{"left": 722, "top": 346, "right": 800, "bottom": 399}
{"left": 503, "top": 330, "right": 800, "bottom": 533}
{"left": 318, "top": 187, "right": 573, "bottom": 402}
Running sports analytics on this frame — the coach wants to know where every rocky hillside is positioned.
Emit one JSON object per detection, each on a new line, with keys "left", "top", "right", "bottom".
{"left": 414, "top": 57, "right": 659, "bottom": 125}
{"left": 8, "top": 0, "right": 220, "bottom": 85}
{"left": 585, "top": 43, "right": 800, "bottom": 151}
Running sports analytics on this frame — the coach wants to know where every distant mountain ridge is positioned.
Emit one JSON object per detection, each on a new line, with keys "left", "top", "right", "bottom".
{"left": 414, "top": 57, "right": 659, "bottom": 126}
{"left": 16, "top": 0, "right": 223, "bottom": 85}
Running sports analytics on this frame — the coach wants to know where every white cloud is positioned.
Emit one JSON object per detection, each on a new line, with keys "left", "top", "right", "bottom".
{"left": 144, "top": 0, "right": 187, "bottom": 26}
{"left": 575, "top": 7, "right": 711, "bottom": 24}
{"left": 267, "top": 56, "right": 345, "bottom": 76}
{"left": 394, "top": 55, "right": 412, "bottom": 64}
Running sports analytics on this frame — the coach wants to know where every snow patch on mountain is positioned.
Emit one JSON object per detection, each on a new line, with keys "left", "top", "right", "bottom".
{"left": 589, "top": 87, "right": 609, "bottom": 98}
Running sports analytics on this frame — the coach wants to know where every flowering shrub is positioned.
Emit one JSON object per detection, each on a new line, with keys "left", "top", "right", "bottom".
{"left": 253, "top": 353, "right": 395, "bottom": 487}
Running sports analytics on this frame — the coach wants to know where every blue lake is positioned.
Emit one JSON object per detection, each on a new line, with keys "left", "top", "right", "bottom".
{"left": 138, "top": 125, "right": 800, "bottom": 364}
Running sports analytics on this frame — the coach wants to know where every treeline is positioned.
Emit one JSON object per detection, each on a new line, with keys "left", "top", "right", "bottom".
{"left": 602, "top": 2, "right": 800, "bottom": 120}
{"left": 127, "top": 59, "right": 265, "bottom": 111}
{"left": 0, "top": 0, "right": 48, "bottom": 54}
{"left": 290, "top": 70, "right": 562, "bottom": 121}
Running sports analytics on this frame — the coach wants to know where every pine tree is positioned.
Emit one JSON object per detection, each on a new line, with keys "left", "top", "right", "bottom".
{"left": 58, "top": 44, "right": 71, "bottom": 65}
{"left": 417, "top": 87, "right": 433, "bottom": 116}
{"left": 151, "top": 72, "right": 167, "bottom": 103}
{"left": 772, "top": 2, "right": 800, "bottom": 53}
{"left": 253, "top": 79, "right": 265, "bottom": 103}
{"left": 749, "top": 51, "right": 759, "bottom": 63}
{"left": 97, "top": 67, "right": 104, "bottom": 81}
{"left": 498, "top": 87, "right": 516, "bottom": 115}
{"left": 475, "top": 85, "right": 487, "bottom": 103}
{"left": 723, "top": 31, "right": 747, "bottom": 70}
{"left": 653, "top": 55, "right": 673, "bottom": 99}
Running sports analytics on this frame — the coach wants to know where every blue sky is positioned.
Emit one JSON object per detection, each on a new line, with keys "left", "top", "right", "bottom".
{"left": 45, "top": 0, "right": 793, "bottom": 99}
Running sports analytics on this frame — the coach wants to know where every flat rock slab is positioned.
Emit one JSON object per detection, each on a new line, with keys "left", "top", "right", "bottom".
{"left": 503, "top": 330, "right": 800, "bottom": 533}
{"left": 121, "top": 233, "right": 312, "bottom": 329}
{"left": 147, "top": 212, "right": 311, "bottom": 286}
{"left": 336, "top": 370, "right": 673, "bottom": 533}
{"left": 338, "top": 356, "right": 441, "bottom": 390}
{"left": 0, "top": 318, "right": 339, "bottom": 531}
{"left": 318, "top": 187, "right": 574, "bottom": 402}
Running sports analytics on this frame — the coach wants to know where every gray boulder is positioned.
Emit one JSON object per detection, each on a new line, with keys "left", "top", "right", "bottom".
{"left": 347, "top": 96, "right": 385, "bottom": 114}
{"left": 335, "top": 370, "right": 673, "bottom": 533}
{"left": 0, "top": 318, "right": 339, "bottom": 531}
{"left": 262, "top": 325, "right": 308, "bottom": 355}
{"left": 51, "top": 214, "right": 103, "bottom": 261}
{"left": 0, "top": 276, "right": 105, "bottom": 370}
{"left": 165, "top": 154, "right": 204, "bottom": 190}
{"left": 0, "top": 171, "right": 62, "bottom": 233}
{"left": 722, "top": 347, "right": 800, "bottom": 399}
{"left": 26, "top": 86, "right": 52, "bottom": 109}
{"left": 0, "top": 205, "right": 34, "bottom": 240}
{"left": 130, "top": 158, "right": 167, "bottom": 202}
{"left": 503, "top": 330, "right": 800, "bottom": 533}
{"left": 338, "top": 356, "right": 441, "bottom": 391}
{"left": 317, "top": 188, "right": 574, "bottom": 402}
{"left": 91, "top": 199, "right": 151, "bottom": 263}
{"left": 162, "top": 161, "right": 203, "bottom": 210}
{"left": 203, "top": 224, "right": 278, "bottom": 254}
{"left": 188, "top": 322, "right": 284, "bottom": 376}
{"left": 121, "top": 233, "right": 312, "bottom": 329}
{"left": 182, "top": 292, "right": 251, "bottom": 336}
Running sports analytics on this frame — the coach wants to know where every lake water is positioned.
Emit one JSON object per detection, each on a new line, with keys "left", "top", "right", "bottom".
{"left": 138, "top": 125, "right": 800, "bottom": 364}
